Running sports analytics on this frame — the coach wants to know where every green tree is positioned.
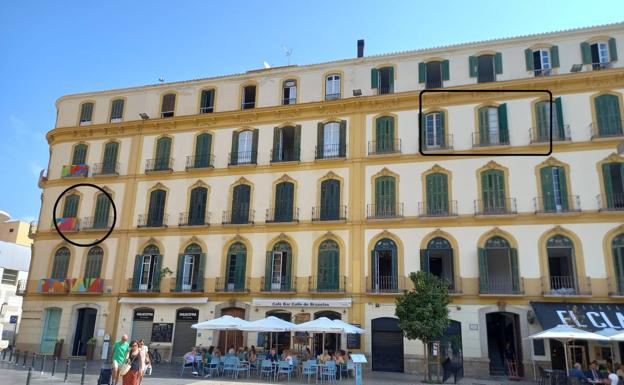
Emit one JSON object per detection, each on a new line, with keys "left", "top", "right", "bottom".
{"left": 395, "top": 271, "right": 451, "bottom": 382}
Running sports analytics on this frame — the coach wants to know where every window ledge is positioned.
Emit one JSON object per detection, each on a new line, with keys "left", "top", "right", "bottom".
{"left": 421, "top": 148, "right": 454, "bottom": 154}
{"left": 591, "top": 134, "right": 624, "bottom": 142}
{"left": 137, "top": 225, "right": 168, "bottom": 229}
{"left": 474, "top": 213, "right": 518, "bottom": 218}
{"left": 227, "top": 163, "right": 258, "bottom": 168}
{"left": 534, "top": 210, "right": 583, "bottom": 216}
{"left": 314, "top": 156, "right": 347, "bottom": 162}
{"left": 270, "top": 160, "right": 300, "bottom": 165}
{"left": 471, "top": 144, "right": 511, "bottom": 151}
{"left": 145, "top": 169, "right": 173, "bottom": 174}
{"left": 185, "top": 166, "right": 214, "bottom": 172}
{"left": 542, "top": 293, "right": 592, "bottom": 298}
{"left": 478, "top": 293, "right": 525, "bottom": 297}
{"left": 529, "top": 139, "right": 572, "bottom": 146}
{"left": 93, "top": 172, "right": 120, "bottom": 177}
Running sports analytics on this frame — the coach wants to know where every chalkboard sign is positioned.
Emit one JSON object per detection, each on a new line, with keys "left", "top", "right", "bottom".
{"left": 533, "top": 339, "right": 545, "bottom": 356}
{"left": 347, "top": 323, "right": 361, "bottom": 349}
{"left": 151, "top": 323, "right": 173, "bottom": 342}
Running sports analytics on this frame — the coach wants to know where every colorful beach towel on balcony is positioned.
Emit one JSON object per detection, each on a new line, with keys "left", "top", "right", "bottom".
{"left": 61, "top": 164, "right": 88, "bottom": 177}
{"left": 38, "top": 278, "right": 70, "bottom": 293}
{"left": 55, "top": 217, "right": 78, "bottom": 231}
{"left": 70, "top": 278, "right": 103, "bottom": 293}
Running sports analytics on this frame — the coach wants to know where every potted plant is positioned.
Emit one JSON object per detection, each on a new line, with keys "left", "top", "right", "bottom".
{"left": 85, "top": 338, "right": 96, "bottom": 360}
{"left": 54, "top": 338, "right": 64, "bottom": 358}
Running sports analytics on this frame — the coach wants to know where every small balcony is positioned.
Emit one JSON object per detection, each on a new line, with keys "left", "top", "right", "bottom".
{"left": 81, "top": 216, "right": 114, "bottom": 231}
{"left": 261, "top": 277, "right": 296, "bottom": 292}
{"left": 597, "top": 193, "right": 624, "bottom": 212}
{"left": 38, "top": 278, "right": 69, "bottom": 294}
{"left": 137, "top": 213, "right": 168, "bottom": 228}
{"left": 178, "top": 211, "right": 210, "bottom": 227}
{"left": 418, "top": 201, "right": 458, "bottom": 217}
{"left": 592, "top": 61, "right": 613, "bottom": 70}
{"left": 127, "top": 278, "right": 161, "bottom": 293}
{"left": 53, "top": 217, "right": 80, "bottom": 232}
{"left": 170, "top": 278, "right": 204, "bottom": 293}
{"left": 590, "top": 121, "right": 624, "bottom": 140}
{"left": 145, "top": 157, "right": 174, "bottom": 173}
{"left": 479, "top": 277, "right": 523, "bottom": 295}
{"left": 315, "top": 144, "right": 346, "bottom": 160}
{"left": 92, "top": 162, "right": 120, "bottom": 176}
{"left": 543, "top": 276, "right": 586, "bottom": 296}
{"left": 377, "top": 85, "right": 394, "bottom": 95}
{"left": 325, "top": 93, "right": 341, "bottom": 101}
{"left": 366, "top": 203, "right": 404, "bottom": 219}
{"left": 474, "top": 198, "right": 517, "bottom": 216}
{"left": 215, "top": 277, "right": 250, "bottom": 293}
{"left": 472, "top": 132, "right": 510, "bottom": 147}
{"left": 241, "top": 101, "right": 256, "bottom": 110}
{"left": 421, "top": 134, "right": 454, "bottom": 152}
{"left": 368, "top": 139, "right": 401, "bottom": 155}
{"left": 222, "top": 209, "right": 255, "bottom": 225}
{"left": 186, "top": 155, "right": 215, "bottom": 170}
{"left": 228, "top": 151, "right": 257, "bottom": 166}
{"left": 366, "top": 276, "right": 407, "bottom": 294}
{"left": 61, "top": 164, "right": 89, "bottom": 178}
{"left": 311, "top": 205, "right": 347, "bottom": 222}
{"left": 270, "top": 148, "right": 300, "bottom": 163}
{"left": 70, "top": 278, "right": 104, "bottom": 293}
{"left": 533, "top": 196, "right": 581, "bottom": 214}
{"left": 266, "top": 207, "right": 299, "bottom": 223}
{"left": 308, "top": 276, "right": 347, "bottom": 293}
{"left": 15, "top": 280, "right": 26, "bottom": 296}
{"left": 282, "top": 97, "right": 296, "bottom": 105}
{"left": 529, "top": 125, "right": 571, "bottom": 143}
{"left": 533, "top": 68, "right": 553, "bottom": 77}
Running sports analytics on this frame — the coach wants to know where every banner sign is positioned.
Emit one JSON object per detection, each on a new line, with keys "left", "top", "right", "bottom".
{"left": 531, "top": 302, "right": 624, "bottom": 331}
{"left": 134, "top": 309, "right": 154, "bottom": 321}
{"left": 252, "top": 298, "right": 352, "bottom": 308}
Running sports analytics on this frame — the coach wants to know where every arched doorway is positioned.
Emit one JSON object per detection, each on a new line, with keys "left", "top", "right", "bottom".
{"left": 485, "top": 312, "right": 522, "bottom": 376}
{"left": 219, "top": 307, "right": 245, "bottom": 353}
{"left": 314, "top": 311, "right": 341, "bottom": 356}
{"left": 172, "top": 308, "right": 199, "bottom": 358}
{"left": 371, "top": 238, "right": 398, "bottom": 292}
{"left": 266, "top": 310, "right": 292, "bottom": 354}
{"left": 72, "top": 307, "right": 97, "bottom": 356}
{"left": 371, "top": 317, "right": 404, "bottom": 372}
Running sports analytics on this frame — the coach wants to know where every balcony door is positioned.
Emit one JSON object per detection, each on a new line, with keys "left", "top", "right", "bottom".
{"left": 595, "top": 94, "right": 623, "bottom": 137}
{"left": 93, "top": 193, "right": 111, "bottom": 229}
{"left": 147, "top": 189, "right": 166, "bottom": 226}
{"left": 540, "top": 166, "right": 568, "bottom": 212}
{"left": 375, "top": 116, "right": 395, "bottom": 153}
{"left": 481, "top": 170, "right": 506, "bottom": 213}
{"left": 375, "top": 176, "right": 396, "bottom": 217}
{"left": 231, "top": 184, "right": 251, "bottom": 224}
{"left": 274, "top": 182, "right": 294, "bottom": 222}
{"left": 613, "top": 234, "right": 624, "bottom": 294}
{"left": 426, "top": 172, "right": 449, "bottom": 215}
{"left": 188, "top": 187, "right": 207, "bottom": 225}
{"left": 421, "top": 237, "right": 454, "bottom": 290}
{"left": 226, "top": 242, "right": 247, "bottom": 291}
{"left": 602, "top": 162, "right": 624, "bottom": 209}
{"left": 318, "top": 240, "right": 339, "bottom": 291}
{"left": 266, "top": 241, "right": 292, "bottom": 291}
{"left": 133, "top": 245, "right": 161, "bottom": 291}
{"left": 320, "top": 179, "right": 340, "bottom": 220}
{"left": 479, "top": 236, "right": 518, "bottom": 294}
{"left": 372, "top": 238, "right": 397, "bottom": 292}
{"left": 177, "top": 243, "right": 204, "bottom": 291}
{"left": 546, "top": 235, "right": 577, "bottom": 293}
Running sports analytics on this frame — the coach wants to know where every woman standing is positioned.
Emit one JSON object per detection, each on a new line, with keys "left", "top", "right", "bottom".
{"left": 123, "top": 341, "right": 145, "bottom": 385}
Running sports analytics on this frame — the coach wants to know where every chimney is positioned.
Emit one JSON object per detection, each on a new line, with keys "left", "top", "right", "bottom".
{"left": 357, "top": 39, "right": 364, "bottom": 58}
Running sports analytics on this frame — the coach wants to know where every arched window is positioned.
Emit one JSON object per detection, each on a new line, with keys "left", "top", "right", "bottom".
{"left": 191, "top": 133, "right": 213, "bottom": 168}
{"left": 325, "top": 74, "right": 341, "bottom": 100}
{"left": 371, "top": 238, "right": 398, "bottom": 292}
{"left": 132, "top": 245, "right": 161, "bottom": 291}
{"left": 79, "top": 102, "right": 94, "bottom": 125}
{"left": 187, "top": 187, "right": 208, "bottom": 226}
{"left": 84, "top": 246, "right": 103, "bottom": 279}
{"left": 161, "top": 93, "right": 176, "bottom": 118}
{"left": 374, "top": 176, "right": 396, "bottom": 218}
{"left": 594, "top": 94, "right": 623, "bottom": 137}
{"left": 477, "top": 105, "right": 508, "bottom": 146}
{"left": 478, "top": 236, "right": 519, "bottom": 294}
{"left": 319, "top": 179, "right": 341, "bottom": 221}
{"left": 225, "top": 242, "right": 247, "bottom": 291}
{"left": 613, "top": 234, "right": 624, "bottom": 294}
{"left": 546, "top": 235, "right": 578, "bottom": 294}
{"left": 317, "top": 121, "right": 346, "bottom": 159}
{"left": 317, "top": 240, "right": 340, "bottom": 292}
{"left": 271, "top": 182, "right": 295, "bottom": 223}
{"left": 176, "top": 243, "right": 204, "bottom": 291}
{"left": 93, "top": 193, "right": 111, "bottom": 229}
{"left": 101, "top": 141, "right": 119, "bottom": 174}
{"left": 146, "top": 189, "right": 166, "bottom": 227}
{"left": 265, "top": 241, "right": 293, "bottom": 291}
{"left": 421, "top": 237, "right": 454, "bottom": 290}
{"left": 51, "top": 247, "right": 70, "bottom": 280}
{"left": 230, "top": 130, "right": 258, "bottom": 165}
{"left": 230, "top": 184, "right": 251, "bottom": 224}
{"left": 374, "top": 116, "right": 396, "bottom": 154}
{"left": 425, "top": 172, "right": 449, "bottom": 216}
{"left": 110, "top": 99, "right": 124, "bottom": 122}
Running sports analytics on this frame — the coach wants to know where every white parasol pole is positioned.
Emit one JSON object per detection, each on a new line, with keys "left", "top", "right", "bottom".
{"left": 563, "top": 339, "right": 569, "bottom": 374}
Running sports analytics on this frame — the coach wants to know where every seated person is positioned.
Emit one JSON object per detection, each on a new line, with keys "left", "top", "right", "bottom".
{"left": 212, "top": 347, "right": 222, "bottom": 359}
{"left": 267, "top": 348, "right": 279, "bottom": 362}
{"left": 183, "top": 348, "right": 198, "bottom": 375}
{"left": 248, "top": 347, "right": 257, "bottom": 364}
{"left": 302, "top": 347, "right": 312, "bottom": 361}
{"left": 587, "top": 361, "right": 604, "bottom": 381}
{"left": 227, "top": 345, "right": 236, "bottom": 355}
{"left": 283, "top": 350, "right": 294, "bottom": 366}
{"left": 569, "top": 363, "right": 587, "bottom": 381}
{"left": 237, "top": 347, "right": 247, "bottom": 361}
{"left": 334, "top": 351, "right": 345, "bottom": 365}
{"left": 318, "top": 349, "right": 331, "bottom": 364}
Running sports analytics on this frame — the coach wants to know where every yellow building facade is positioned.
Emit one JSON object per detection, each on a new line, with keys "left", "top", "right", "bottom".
{"left": 19, "top": 23, "right": 624, "bottom": 376}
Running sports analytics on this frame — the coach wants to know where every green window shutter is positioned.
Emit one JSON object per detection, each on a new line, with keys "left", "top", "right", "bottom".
{"left": 316, "top": 123, "right": 324, "bottom": 158}
{"left": 102, "top": 142, "right": 119, "bottom": 172}
{"left": 230, "top": 131, "right": 239, "bottom": 165}
{"left": 148, "top": 189, "right": 166, "bottom": 225}
{"left": 478, "top": 108, "right": 489, "bottom": 144}
{"left": 339, "top": 120, "right": 347, "bottom": 157}
{"left": 194, "top": 133, "right": 212, "bottom": 167}
{"left": 614, "top": 243, "right": 624, "bottom": 293}
{"left": 189, "top": 187, "right": 207, "bottom": 224}
{"left": 555, "top": 97, "right": 565, "bottom": 138}
{"left": 63, "top": 194, "right": 80, "bottom": 218}
{"left": 418, "top": 62, "right": 426, "bottom": 83}
{"left": 524, "top": 48, "right": 534, "bottom": 70}
{"left": 196, "top": 253, "right": 206, "bottom": 290}
{"left": 536, "top": 102, "right": 549, "bottom": 140}
{"left": 155, "top": 137, "right": 171, "bottom": 170}
{"left": 441, "top": 60, "right": 450, "bottom": 81}
{"left": 603, "top": 163, "right": 615, "bottom": 207}
{"left": 609, "top": 37, "right": 618, "bottom": 61}
{"left": 251, "top": 129, "right": 259, "bottom": 163}
{"left": 550, "top": 45, "right": 560, "bottom": 68}
{"left": 498, "top": 103, "right": 509, "bottom": 143}
{"left": 94, "top": 194, "right": 110, "bottom": 227}
{"left": 438, "top": 112, "right": 446, "bottom": 147}
{"left": 264, "top": 252, "right": 272, "bottom": 290}
{"left": 153, "top": 255, "right": 162, "bottom": 291}
{"left": 510, "top": 248, "right": 519, "bottom": 293}
{"left": 72, "top": 144, "right": 88, "bottom": 165}
{"left": 80, "top": 103, "right": 93, "bottom": 122}
{"left": 581, "top": 42, "right": 592, "bottom": 64}
{"left": 596, "top": 95, "right": 623, "bottom": 136}
{"left": 387, "top": 67, "right": 394, "bottom": 89}
{"left": 284, "top": 251, "right": 292, "bottom": 291}
{"left": 540, "top": 167, "right": 555, "bottom": 211}
{"left": 420, "top": 249, "right": 429, "bottom": 273}
{"left": 85, "top": 249, "right": 102, "bottom": 279}
{"left": 494, "top": 52, "right": 503, "bottom": 74}
{"left": 371, "top": 68, "right": 379, "bottom": 89}
{"left": 558, "top": 167, "right": 569, "bottom": 209}
{"left": 176, "top": 254, "right": 184, "bottom": 291}
{"left": 111, "top": 99, "right": 124, "bottom": 120}
{"left": 294, "top": 125, "right": 301, "bottom": 160}
{"left": 469, "top": 56, "right": 478, "bottom": 77}
{"left": 235, "top": 251, "right": 246, "bottom": 290}
{"left": 478, "top": 248, "right": 488, "bottom": 292}
{"left": 132, "top": 255, "right": 142, "bottom": 290}
{"left": 272, "top": 127, "right": 280, "bottom": 162}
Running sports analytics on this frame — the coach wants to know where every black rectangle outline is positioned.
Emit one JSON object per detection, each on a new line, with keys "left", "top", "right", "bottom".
{"left": 418, "top": 89, "right": 553, "bottom": 156}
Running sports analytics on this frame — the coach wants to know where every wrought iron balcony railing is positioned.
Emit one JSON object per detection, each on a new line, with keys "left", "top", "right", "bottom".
{"left": 178, "top": 211, "right": 210, "bottom": 227}
{"left": 308, "top": 276, "right": 347, "bottom": 293}
{"left": 366, "top": 203, "right": 404, "bottom": 219}
{"left": 170, "top": 278, "right": 204, "bottom": 293}
{"left": 127, "top": 278, "right": 161, "bottom": 293}
{"left": 472, "top": 132, "right": 510, "bottom": 147}
{"left": 421, "top": 134, "right": 454, "bottom": 152}
{"left": 325, "top": 93, "right": 341, "bottom": 101}
{"left": 222, "top": 208, "right": 255, "bottom": 225}
{"left": 315, "top": 144, "right": 346, "bottom": 160}
{"left": 81, "top": 216, "right": 114, "bottom": 231}
{"left": 590, "top": 121, "right": 624, "bottom": 139}
{"left": 542, "top": 276, "right": 590, "bottom": 296}
{"left": 137, "top": 213, "right": 168, "bottom": 228}
{"left": 270, "top": 148, "right": 300, "bottom": 163}
{"left": 533, "top": 68, "right": 552, "bottom": 77}
{"left": 529, "top": 125, "right": 571, "bottom": 143}
{"left": 261, "top": 277, "right": 296, "bottom": 292}
{"left": 145, "top": 157, "right": 174, "bottom": 173}
{"left": 592, "top": 61, "right": 613, "bottom": 70}
{"left": 311, "top": 205, "right": 347, "bottom": 222}
{"left": 377, "top": 85, "right": 394, "bottom": 95}
{"left": 479, "top": 277, "right": 523, "bottom": 295}
{"left": 92, "top": 162, "right": 120, "bottom": 176}
{"left": 241, "top": 101, "right": 256, "bottom": 110}
{"left": 266, "top": 207, "right": 300, "bottom": 223}
{"left": 597, "top": 193, "right": 624, "bottom": 212}
{"left": 474, "top": 198, "right": 517, "bottom": 215}
{"left": 228, "top": 151, "right": 257, "bottom": 166}
{"left": 282, "top": 97, "right": 296, "bottom": 105}
{"left": 215, "top": 277, "right": 250, "bottom": 293}
{"left": 533, "top": 196, "right": 581, "bottom": 214}
{"left": 368, "top": 139, "right": 401, "bottom": 155}
{"left": 365, "top": 275, "right": 406, "bottom": 293}
{"left": 185, "top": 154, "right": 215, "bottom": 169}
{"left": 418, "top": 200, "right": 458, "bottom": 217}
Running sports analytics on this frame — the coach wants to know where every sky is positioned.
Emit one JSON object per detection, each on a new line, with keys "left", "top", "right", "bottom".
{"left": 0, "top": 0, "right": 623, "bottom": 222}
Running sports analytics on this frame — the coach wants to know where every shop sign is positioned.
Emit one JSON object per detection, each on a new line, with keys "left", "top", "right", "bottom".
{"left": 252, "top": 298, "right": 352, "bottom": 308}
{"left": 176, "top": 309, "right": 199, "bottom": 321}
{"left": 134, "top": 309, "right": 154, "bottom": 321}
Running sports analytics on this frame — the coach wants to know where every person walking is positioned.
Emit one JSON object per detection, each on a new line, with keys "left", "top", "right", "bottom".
{"left": 122, "top": 340, "right": 145, "bottom": 385}
{"left": 111, "top": 334, "right": 129, "bottom": 385}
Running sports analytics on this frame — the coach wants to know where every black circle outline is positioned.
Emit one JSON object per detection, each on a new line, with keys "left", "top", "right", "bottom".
{"left": 52, "top": 183, "right": 117, "bottom": 247}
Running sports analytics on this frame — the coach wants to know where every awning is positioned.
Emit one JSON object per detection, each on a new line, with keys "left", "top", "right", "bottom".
{"left": 530, "top": 302, "right": 624, "bottom": 332}
{"left": 119, "top": 297, "right": 208, "bottom": 304}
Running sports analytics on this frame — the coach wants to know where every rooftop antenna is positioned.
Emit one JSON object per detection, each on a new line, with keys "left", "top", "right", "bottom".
{"left": 158, "top": 77, "right": 165, "bottom": 83}
{"left": 282, "top": 45, "right": 293, "bottom": 65}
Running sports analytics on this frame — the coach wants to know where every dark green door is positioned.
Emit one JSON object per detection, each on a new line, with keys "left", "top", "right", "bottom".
{"left": 375, "top": 176, "right": 396, "bottom": 217}
{"left": 274, "top": 182, "right": 294, "bottom": 222}
{"left": 595, "top": 94, "right": 623, "bottom": 136}
{"left": 481, "top": 170, "right": 505, "bottom": 213}
{"left": 155, "top": 137, "right": 172, "bottom": 170}
{"left": 232, "top": 185, "right": 251, "bottom": 224}
{"left": 320, "top": 179, "right": 340, "bottom": 220}
{"left": 227, "top": 243, "right": 247, "bottom": 290}
{"left": 318, "top": 240, "right": 339, "bottom": 291}
{"left": 602, "top": 162, "right": 624, "bottom": 209}
{"left": 93, "top": 193, "right": 111, "bottom": 228}
{"left": 376, "top": 116, "right": 394, "bottom": 153}
{"left": 613, "top": 234, "right": 624, "bottom": 294}
{"left": 147, "top": 190, "right": 166, "bottom": 226}
{"left": 188, "top": 187, "right": 207, "bottom": 225}
{"left": 194, "top": 133, "right": 212, "bottom": 168}
{"left": 63, "top": 194, "right": 80, "bottom": 218}
{"left": 102, "top": 142, "right": 119, "bottom": 173}
{"left": 426, "top": 173, "right": 449, "bottom": 215}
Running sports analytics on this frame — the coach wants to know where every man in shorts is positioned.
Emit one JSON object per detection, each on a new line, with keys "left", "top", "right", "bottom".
{"left": 111, "top": 334, "right": 129, "bottom": 385}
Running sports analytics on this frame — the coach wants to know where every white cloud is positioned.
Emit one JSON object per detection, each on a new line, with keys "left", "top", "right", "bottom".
{"left": 29, "top": 161, "right": 43, "bottom": 176}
